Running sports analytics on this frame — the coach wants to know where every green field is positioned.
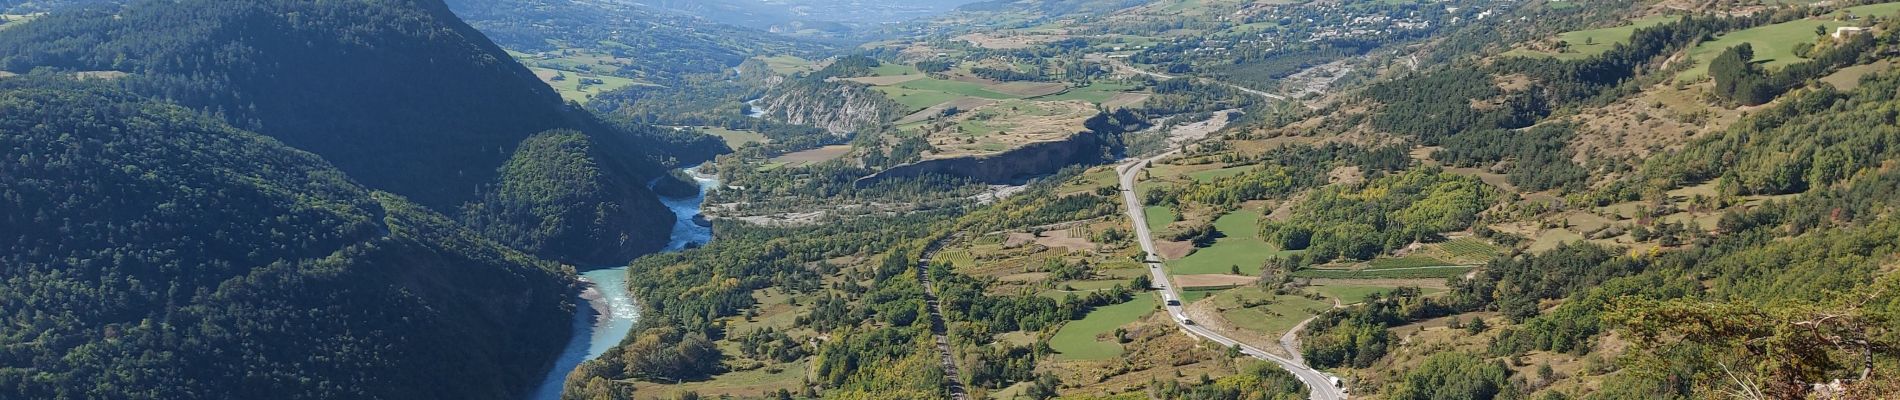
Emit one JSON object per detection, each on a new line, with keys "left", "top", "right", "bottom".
{"left": 872, "top": 75, "right": 1025, "bottom": 111}
{"left": 1166, "top": 209, "right": 1296, "bottom": 275}
{"left": 1208, "top": 287, "right": 1329, "bottom": 334}
{"left": 759, "top": 55, "right": 820, "bottom": 75}
{"left": 870, "top": 63, "right": 919, "bottom": 76}
{"left": 1187, "top": 165, "right": 1250, "bottom": 183}
{"left": 1033, "top": 82, "right": 1137, "bottom": 104}
{"left": 1438, "top": 238, "right": 1504, "bottom": 261}
{"left": 1056, "top": 167, "right": 1119, "bottom": 193}
{"left": 895, "top": 78, "right": 1019, "bottom": 99}
{"left": 636, "top": 359, "right": 808, "bottom": 397}
{"left": 1050, "top": 296, "right": 1159, "bottom": 360}
{"left": 1181, "top": 287, "right": 1224, "bottom": 303}
{"left": 1293, "top": 266, "right": 1472, "bottom": 279}
{"left": 1822, "top": 60, "right": 1892, "bottom": 90}
{"left": 875, "top": 86, "right": 965, "bottom": 111}
{"left": 1366, "top": 255, "right": 1453, "bottom": 269}
{"left": 1841, "top": 2, "right": 1900, "bottom": 20}
{"left": 1528, "top": 228, "right": 1587, "bottom": 253}
{"left": 1676, "top": 17, "right": 1852, "bottom": 80}
{"left": 1144, "top": 205, "right": 1176, "bottom": 232}
{"left": 1310, "top": 285, "right": 1447, "bottom": 304}
{"left": 529, "top": 66, "right": 643, "bottom": 103}
{"left": 1506, "top": 15, "right": 1680, "bottom": 60}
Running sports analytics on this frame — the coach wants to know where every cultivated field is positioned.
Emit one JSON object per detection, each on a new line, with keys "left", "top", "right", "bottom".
{"left": 690, "top": 126, "right": 767, "bottom": 148}
{"left": 914, "top": 99, "right": 1099, "bottom": 159}
{"left": 529, "top": 66, "right": 644, "bottom": 103}
{"left": 757, "top": 55, "right": 823, "bottom": 75}
{"left": 764, "top": 144, "right": 852, "bottom": 168}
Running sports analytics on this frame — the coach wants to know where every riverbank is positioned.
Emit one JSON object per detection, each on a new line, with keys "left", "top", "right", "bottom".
{"left": 528, "top": 165, "right": 719, "bottom": 400}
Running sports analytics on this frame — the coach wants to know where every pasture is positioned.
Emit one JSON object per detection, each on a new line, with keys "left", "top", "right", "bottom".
{"left": 1676, "top": 17, "right": 1851, "bottom": 80}
{"left": 1504, "top": 15, "right": 1680, "bottom": 59}
{"left": 1207, "top": 287, "right": 1330, "bottom": 335}
{"left": 1165, "top": 209, "right": 1297, "bottom": 276}
{"left": 1050, "top": 296, "right": 1159, "bottom": 360}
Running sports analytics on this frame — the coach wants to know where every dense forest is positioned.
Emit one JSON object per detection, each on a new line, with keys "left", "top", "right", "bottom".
{"left": 0, "top": 0, "right": 745, "bottom": 398}
{"left": 0, "top": 0, "right": 721, "bottom": 212}
{"left": 0, "top": 78, "right": 577, "bottom": 399}
{"left": 460, "top": 130, "right": 682, "bottom": 265}
{"left": 0, "top": 0, "right": 723, "bottom": 262}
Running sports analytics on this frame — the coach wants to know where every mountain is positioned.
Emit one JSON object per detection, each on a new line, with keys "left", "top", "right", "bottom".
{"left": 461, "top": 130, "right": 679, "bottom": 265}
{"left": 639, "top": 0, "right": 978, "bottom": 35}
{"left": 953, "top": 0, "right": 1148, "bottom": 16}
{"left": 0, "top": 0, "right": 723, "bottom": 264}
{"left": 0, "top": 78, "right": 575, "bottom": 400}
{"left": 0, "top": 0, "right": 732, "bottom": 397}
{"left": 444, "top": 0, "right": 821, "bottom": 80}
{"left": 0, "top": 0, "right": 112, "bottom": 13}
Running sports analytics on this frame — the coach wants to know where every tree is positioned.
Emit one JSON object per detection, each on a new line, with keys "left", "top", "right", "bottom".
{"left": 1390, "top": 353, "right": 1515, "bottom": 400}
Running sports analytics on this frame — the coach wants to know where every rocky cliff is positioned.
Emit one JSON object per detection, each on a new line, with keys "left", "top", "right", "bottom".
{"left": 857, "top": 130, "right": 1112, "bottom": 186}
{"left": 754, "top": 79, "right": 900, "bottom": 134}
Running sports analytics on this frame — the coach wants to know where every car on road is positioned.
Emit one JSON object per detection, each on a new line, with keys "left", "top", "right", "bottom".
{"left": 1166, "top": 300, "right": 1180, "bottom": 306}
{"left": 1182, "top": 319, "right": 1195, "bottom": 325}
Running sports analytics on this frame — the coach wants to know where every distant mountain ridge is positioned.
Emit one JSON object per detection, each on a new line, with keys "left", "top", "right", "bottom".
{"left": 445, "top": 0, "right": 822, "bottom": 79}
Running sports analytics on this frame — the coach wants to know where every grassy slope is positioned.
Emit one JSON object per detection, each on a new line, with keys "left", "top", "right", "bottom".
{"left": 1145, "top": 205, "right": 1176, "bottom": 232}
{"left": 1166, "top": 209, "right": 1295, "bottom": 275}
{"left": 1669, "top": 6, "right": 1900, "bottom": 80}
{"left": 1050, "top": 296, "right": 1160, "bottom": 360}
{"left": 1207, "top": 287, "right": 1330, "bottom": 334}
{"left": 1504, "top": 15, "right": 1680, "bottom": 59}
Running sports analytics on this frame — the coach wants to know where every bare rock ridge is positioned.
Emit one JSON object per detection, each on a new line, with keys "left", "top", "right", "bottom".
{"left": 858, "top": 130, "right": 1108, "bottom": 186}
{"left": 754, "top": 79, "right": 901, "bottom": 134}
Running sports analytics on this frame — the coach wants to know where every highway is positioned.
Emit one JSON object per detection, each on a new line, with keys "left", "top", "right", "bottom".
{"left": 1115, "top": 154, "right": 1348, "bottom": 400}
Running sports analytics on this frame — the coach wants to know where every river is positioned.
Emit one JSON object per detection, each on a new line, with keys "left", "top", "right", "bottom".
{"left": 527, "top": 166, "right": 720, "bottom": 400}
{"left": 744, "top": 98, "right": 766, "bottom": 119}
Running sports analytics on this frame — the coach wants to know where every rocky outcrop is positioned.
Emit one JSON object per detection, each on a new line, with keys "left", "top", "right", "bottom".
{"left": 857, "top": 130, "right": 1112, "bottom": 187}
{"left": 755, "top": 80, "right": 900, "bottom": 134}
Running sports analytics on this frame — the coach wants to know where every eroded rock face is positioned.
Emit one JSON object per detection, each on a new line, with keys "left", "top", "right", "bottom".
{"left": 755, "top": 80, "right": 898, "bottom": 134}
{"left": 858, "top": 130, "right": 1111, "bottom": 186}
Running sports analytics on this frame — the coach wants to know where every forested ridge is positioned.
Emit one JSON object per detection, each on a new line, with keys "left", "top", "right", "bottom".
{"left": 0, "top": 0, "right": 720, "bottom": 218}
{"left": 0, "top": 79, "right": 576, "bottom": 399}
{"left": 0, "top": 0, "right": 734, "bottom": 398}
{"left": 0, "top": 0, "right": 724, "bottom": 261}
{"left": 461, "top": 130, "right": 681, "bottom": 265}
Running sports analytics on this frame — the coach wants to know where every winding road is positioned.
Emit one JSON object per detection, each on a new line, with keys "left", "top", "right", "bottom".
{"left": 1116, "top": 154, "right": 1348, "bottom": 400}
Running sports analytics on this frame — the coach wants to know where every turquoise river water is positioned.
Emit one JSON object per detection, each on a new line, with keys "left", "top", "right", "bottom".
{"left": 528, "top": 167, "right": 719, "bottom": 399}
